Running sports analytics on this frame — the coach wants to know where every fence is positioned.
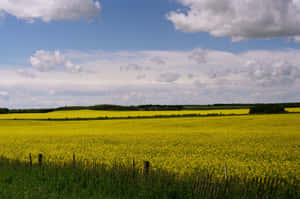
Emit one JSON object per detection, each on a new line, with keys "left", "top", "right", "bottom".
{"left": 21, "top": 153, "right": 299, "bottom": 199}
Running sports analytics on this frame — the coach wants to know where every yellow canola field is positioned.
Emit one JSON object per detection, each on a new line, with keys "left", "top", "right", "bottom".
{"left": 0, "top": 113, "right": 299, "bottom": 181}
{"left": 0, "top": 109, "right": 249, "bottom": 120}
{"left": 286, "top": 108, "right": 300, "bottom": 112}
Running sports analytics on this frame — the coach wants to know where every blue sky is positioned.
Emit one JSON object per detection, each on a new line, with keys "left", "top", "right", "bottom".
{"left": 1, "top": 0, "right": 300, "bottom": 65}
{"left": 1, "top": 0, "right": 300, "bottom": 107}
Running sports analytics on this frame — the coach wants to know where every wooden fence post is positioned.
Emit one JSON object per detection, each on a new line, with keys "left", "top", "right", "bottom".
{"left": 38, "top": 154, "right": 43, "bottom": 167}
{"left": 29, "top": 153, "right": 32, "bottom": 167}
{"left": 73, "top": 153, "right": 76, "bottom": 167}
{"left": 143, "top": 161, "right": 150, "bottom": 176}
{"left": 224, "top": 163, "right": 228, "bottom": 181}
{"left": 223, "top": 163, "right": 229, "bottom": 197}
{"left": 133, "top": 158, "right": 136, "bottom": 169}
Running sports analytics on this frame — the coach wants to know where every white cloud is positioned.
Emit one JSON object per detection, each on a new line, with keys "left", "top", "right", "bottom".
{"left": 189, "top": 48, "right": 208, "bottom": 64}
{"left": 246, "top": 61, "right": 300, "bottom": 86}
{"left": 157, "top": 73, "right": 181, "bottom": 83}
{"left": 167, "top": 0, "right": 300, "bottom": 41}
{"left": 1, "top": 48, "right": 300, "bottom": 108}
{"left": 30, "top": 50, "right": 65, "bottom": 72}
{"left": 16, "top": 68, "right": 36, "bottom": 78}
{"left": 64, "top": 61, "right": 82, "bottom": 73}
{"left": 150, "top": 57, "right": 167, "bottom": 65}
{"left": 120, "top": 64, "right": 149, "bottom": 72}
{"left": 136, "top": 74, "right": 147, "bottom": 80}
{"left": 0, "top": 0, "right": 100, "bottom": 22}
{"left": 294, "top": 36, "right": 300, "bottom": 43}
{"left": 0, "top": 91, "right": 8, "bottom": 97}
{"left": 30, "top": 50, "right": 81, "bottom": 72}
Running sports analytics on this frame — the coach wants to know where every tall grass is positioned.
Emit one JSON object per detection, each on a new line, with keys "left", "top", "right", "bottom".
{"left": 0, "top": 156, "right": 298, "bottom": 199}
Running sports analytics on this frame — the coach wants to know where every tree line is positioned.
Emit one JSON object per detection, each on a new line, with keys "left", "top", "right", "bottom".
{"left": 1, "top": 103, "right": 300, "bottom": 114}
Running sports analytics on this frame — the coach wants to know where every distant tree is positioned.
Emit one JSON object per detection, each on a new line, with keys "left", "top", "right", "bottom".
{"left": 249, "top": 104, "right": 286, "bottom": 114}
{"left": 0, "top": 108, "right": 9, "bottom": 114}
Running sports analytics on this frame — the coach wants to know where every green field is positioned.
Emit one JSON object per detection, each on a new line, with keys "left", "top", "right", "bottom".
{"left": 286, "top": 107, "right": 300, "bottom": 112}
{"left": 0, "top": 113, "right": 299, "bottom": 181}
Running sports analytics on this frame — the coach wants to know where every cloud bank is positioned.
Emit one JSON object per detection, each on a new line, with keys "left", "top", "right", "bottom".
{"left": 1, "top": 48, "right": 300, "bottom": 108}
{"left": 30, "top": 50, "right": 81, "bottom": 72}
{"left": 167, "top": 0, "right": 300, "bottom": 41}
{"left": 0, "top": 0, "right": 100, "bottom": 22}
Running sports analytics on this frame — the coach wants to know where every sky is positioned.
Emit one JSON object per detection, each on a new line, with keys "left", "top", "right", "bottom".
{"left": 1, "top": 0, "right": 300, "bottom": 108}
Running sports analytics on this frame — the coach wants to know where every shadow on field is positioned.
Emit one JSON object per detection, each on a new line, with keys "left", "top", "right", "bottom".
{"left": 0, "top": 156, "right": 299, "bottom": 199}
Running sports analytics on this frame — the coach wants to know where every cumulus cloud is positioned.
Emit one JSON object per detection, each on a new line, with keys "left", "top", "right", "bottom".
{"left": 187, "top": 73, "right": 196, "bottom": 79}
{"left": 16, "top": 68, "right": 36, "bottom": 78}
{"left": 167, "top": 0, "right": 300, "bottom": 41}
{"left": 65, "top": 61, "right": 82, "bottom": 73}
{"left": 189, "top": 48, "right": 208, "bottom": 64}
{"left": 1, "top": 48, "right": 300, "bottom": 108}
{"left": 30, "top": 50, "right": 65, "bottom": 72}
{"left": 157, "top": 73, "right": 181, "bottom": 83}
{"left": 150, "top": 57, "right": 166, "bottom": 65}
{"left": 30, "top": 50, "right": 81, "bottom": 72}
{"left": 246, "top": 61, "right": 300, "bottom": 86}
{"left": 136, "top": 74, "right": 147, "bottom": 80}
{"left": 0, "top": 0, "right": 100, "bottom": 22}
{"left": 0, "top": 91, "right": 8, "bottom": 97}
{"left": 294, "top": 36, "right": 300, "bottom": 43}
{"left": 120, "top": 64, "right": 149, "bottom": 72}
{"left": 0, "top": 91, "right": 9, "bottom": 103}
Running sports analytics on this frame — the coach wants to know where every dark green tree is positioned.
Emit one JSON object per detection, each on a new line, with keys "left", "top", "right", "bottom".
{"left": 250, "top": 104, "right": 286, "bottom": 114}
